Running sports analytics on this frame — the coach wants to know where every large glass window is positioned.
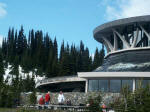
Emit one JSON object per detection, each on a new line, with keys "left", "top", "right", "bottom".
{"left": 142, "top": 80, "right": 150, "bottom": 88}
{"left": 136, "top": 80, "right": 150, "bottom": 89}
{"left": 88, "top": 79, "right": 135, "bottom": 93}
{"left": 122, "top": 80, "right": 133, "bottom": 91}
{"left": 88, "top": 80, "right": 99, "bottom": 91}
{"left": 110, "top": 80, "right": 121, "bottom": 93}
{"left": 99, "top": 80, "right": 109, "bottom": 92}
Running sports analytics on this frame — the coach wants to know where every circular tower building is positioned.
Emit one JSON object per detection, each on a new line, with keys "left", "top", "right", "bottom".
{"left": 78, "top": 15, "right": 150, "bottom": 93}
{"left": 94, "top": 15, "right": 150, "bottom": 72}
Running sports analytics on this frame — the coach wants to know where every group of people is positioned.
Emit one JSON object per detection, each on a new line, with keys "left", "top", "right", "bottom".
{"left": 38, "top": 91, "right": 65, "bottom": 105}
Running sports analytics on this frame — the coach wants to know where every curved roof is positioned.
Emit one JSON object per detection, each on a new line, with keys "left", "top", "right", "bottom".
{"left": 36, "top": 75, "right": 86, "bottom": 88}
{"left": 93, "top": 15, "right": 150, "bottom": 43}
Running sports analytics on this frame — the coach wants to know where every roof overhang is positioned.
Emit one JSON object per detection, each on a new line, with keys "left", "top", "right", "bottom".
{"left": 93, "top": 15, "right": 150, "bottom": 43}
{"left": 78, "top": 72, "right": 150, "bottom": 78}
{"left": 36, "top": 76, "right": 86, "bottom": 88}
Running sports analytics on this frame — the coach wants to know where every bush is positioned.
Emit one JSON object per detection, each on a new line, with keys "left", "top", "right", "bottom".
{"left": 111, "top": 84, "right": 150, "bottom": 112}
{"left": 29, "top": 91, "right": 37, "bottom": 105}
{"left": 87, "top": 95, "right": 103, "bottom": 112}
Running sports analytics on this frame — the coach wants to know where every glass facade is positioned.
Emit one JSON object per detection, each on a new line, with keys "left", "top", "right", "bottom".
{"left": 88, "top": 79, "right": 134, "bottom": 92}
{"left": 122, "top": 80, "right": 133, "bottom": 91}
{"left": 136, "top": 80, "right": 150, "bottom": 89}
{"left": 110, "top": 80, "right": 121, "bottom": 92}
{"left": 88, "top": 80, "right": 109, "bottom": 92}
{"left": 88, "top": 80, "right": 99, "bottom": 91}
{"left": 99, "top": 80, "right": 109, "bottom": 92}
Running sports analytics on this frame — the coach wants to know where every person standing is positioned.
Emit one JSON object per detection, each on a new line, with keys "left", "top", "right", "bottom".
{"left": 45, "top": 91, "right": 50, "bottom": 105}
{"left": 58, "top": 91, "right": 65, "bottom": 105}
{"left": 39, "top": 95, "right": 45, "bottom": 105}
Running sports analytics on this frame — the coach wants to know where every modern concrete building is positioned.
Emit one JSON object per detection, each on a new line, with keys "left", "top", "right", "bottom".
{"left": 79, "top": 15, "right": 150, "bottom": 93}
{"left": 36, "top": 15, "right": 150, "bottom": 93}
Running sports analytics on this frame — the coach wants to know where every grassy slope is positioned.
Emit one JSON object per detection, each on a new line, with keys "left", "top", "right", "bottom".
{"left": 0, "top": 108, "right": 64, "bottom": 112}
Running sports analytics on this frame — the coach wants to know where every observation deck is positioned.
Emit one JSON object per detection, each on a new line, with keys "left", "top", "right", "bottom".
{"left": 93, "top": 15, "right": 150, "bottom": 72}
{"left": 94, "top": 15, "right": 150, "bottom": 55}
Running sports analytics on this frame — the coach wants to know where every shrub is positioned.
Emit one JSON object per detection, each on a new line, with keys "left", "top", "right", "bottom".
{"left": 29, "top": 91, "right": 37, "bottom": 105}
{"left": 87, "top": 95, "right": 103, "bottom": 112}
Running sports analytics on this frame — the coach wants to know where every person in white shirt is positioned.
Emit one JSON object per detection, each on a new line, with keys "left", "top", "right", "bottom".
{"left": 58, "top": 91, "right": 65, "bottom": 105}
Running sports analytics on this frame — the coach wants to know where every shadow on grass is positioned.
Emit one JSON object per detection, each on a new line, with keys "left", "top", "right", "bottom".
{"left": 0, "top": 108, "right": 65, "bottom": 112}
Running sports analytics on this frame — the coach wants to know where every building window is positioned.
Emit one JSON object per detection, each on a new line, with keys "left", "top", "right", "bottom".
{"left": 88, "top": 79, "right": 134, "bottom": 92}
{"left": 110, "top": 80, "right": 121, "bottom": 93}
{"left": 122, "top": 80, "right": 133, "bottom": 91}
{"left": 99, "top": 80, "right": 109, "bottom": 92}
{"left": 136, "top": 80, "right": 150, "bottom": 89}
{"left": 88, "top": 80, "right": 99, "bottom": 91}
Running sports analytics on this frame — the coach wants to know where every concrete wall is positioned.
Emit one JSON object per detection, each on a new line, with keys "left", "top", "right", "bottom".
{"left": 20, "top": 92, "right": 120, "bottom": 106}
{"left": 37, "top": 92, "right": 120, "bottom": 106}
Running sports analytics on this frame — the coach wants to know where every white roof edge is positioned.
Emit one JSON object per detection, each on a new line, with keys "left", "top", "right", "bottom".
{"left": 105, "top": 47, "right": 150, "bottom": 58}
{"left": 36, "top": 77, "right": 86, "bottom": 88}
{"left": 78, "top": 72, "right": 150, "bottom": 78}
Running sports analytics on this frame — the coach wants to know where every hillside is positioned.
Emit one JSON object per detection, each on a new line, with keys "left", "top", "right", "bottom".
{"left": 1, "top": 26, "right": 105, "bottom": 78}
{"left": 3, "top": 64, "right": 45, "bottom": 85}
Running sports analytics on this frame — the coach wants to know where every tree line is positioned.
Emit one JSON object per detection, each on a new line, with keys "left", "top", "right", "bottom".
{"left": 0, "top": 26, "right": 104, "bottom": 107}
{"left": 2, "top": 26, "right": 105, "bottom": 78}
{"left": 0, "top": 51, "right": 35, "bottom": 107}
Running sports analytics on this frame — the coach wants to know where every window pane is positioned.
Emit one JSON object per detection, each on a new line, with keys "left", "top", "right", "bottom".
{"left": 99, "top": 80, "right": 109, "bottom": 92}
{"left": 122, "top": 80, "right": 133, "bottom": 91}
{"left": 88, "top": 80, "right": 99, "bottom": 91}
{"left": 136, "top": 80, "right": 150, "bottom": 88}
{"left": 110, "top": 80, "right": 121, "bottom": 92}
{"left": 143, "top": 80, "right": 150, "bottom": 88}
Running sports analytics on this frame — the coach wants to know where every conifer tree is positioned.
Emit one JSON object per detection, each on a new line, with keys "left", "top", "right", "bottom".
{"left": 93, "top": 47, "right": 100, "bottom": 70}
{"left": 1, "top": 26, "right": 106, "bottom": 78}
{"left": 0, "top": 51, "right": 4, "bottom": 82}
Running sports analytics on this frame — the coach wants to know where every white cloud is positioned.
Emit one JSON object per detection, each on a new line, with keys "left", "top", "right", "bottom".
{"left": 98, "top": 0, "right": 110, "bottom": 7}
{"left": 103, "top": 0, "right": 150, "bottom": 21}
{"left": 0, "top": 3, "right": 7, "bottom": 18}
{"left": 0, "top": 35, "right": 3, "bottom": 46}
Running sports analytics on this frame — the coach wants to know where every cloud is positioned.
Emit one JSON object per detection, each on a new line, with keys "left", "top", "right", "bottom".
{"left": 102, "top": 0, "right": 150, "bottom": 21}
{"left": 0, "top": 3, "right": 7, "bottom": 18}
{"left": 98, "top": 0, "right": 110, "bottom": 7}
{"left": 0, "top": 35, "right": 3, "bottom": 46}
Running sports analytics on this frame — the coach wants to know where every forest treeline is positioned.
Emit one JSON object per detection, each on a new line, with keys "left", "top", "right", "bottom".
{"left": 0, "top": 26, "right": 104, "bottom": 107}
{"left": 1, "top": 26, "right": 105, "bottom": 78}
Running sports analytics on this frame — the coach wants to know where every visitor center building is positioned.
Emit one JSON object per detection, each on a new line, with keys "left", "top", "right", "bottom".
{"left": 37, "top": 15, "right": 150, "bottom": 93}
{"left": 78, "top": 15, "right": 150, "bottom": 93}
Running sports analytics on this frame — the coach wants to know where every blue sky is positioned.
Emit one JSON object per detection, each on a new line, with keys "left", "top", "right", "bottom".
{"left": 0, "top": 0, "right": 150, "bottom": 54}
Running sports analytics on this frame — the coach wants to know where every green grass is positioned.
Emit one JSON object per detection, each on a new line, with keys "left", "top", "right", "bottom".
{"left": 0, "top": 108, "right": 65, "bottom": 112}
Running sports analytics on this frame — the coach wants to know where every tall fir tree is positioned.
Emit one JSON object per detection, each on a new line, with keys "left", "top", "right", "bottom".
{"left": 0, "top": 51, "right": 4, "bottom": 82}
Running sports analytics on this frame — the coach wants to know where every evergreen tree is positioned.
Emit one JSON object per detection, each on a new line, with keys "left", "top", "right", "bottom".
{"left": 99, "top": 45, "right": 105, "bottom": 66}
{"left": 0, "top": 51, "right": 4, "bottom": 82}
{"left": 1, "top": 26, "right": 106, "bottom": 78}
{"left": 93, "top": 47, "right": 100, "bottom": 70}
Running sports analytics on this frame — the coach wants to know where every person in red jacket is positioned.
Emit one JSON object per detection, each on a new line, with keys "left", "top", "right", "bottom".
{"left": 39, "top": 96, "right": 45, "bottom": 105}
{"left": 45, "top": 91, "right": 50, "bottom": 105}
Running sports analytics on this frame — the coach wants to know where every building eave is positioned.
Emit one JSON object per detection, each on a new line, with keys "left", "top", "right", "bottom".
{"left": 78, "top": 72, "right": 150, "bottom": 78}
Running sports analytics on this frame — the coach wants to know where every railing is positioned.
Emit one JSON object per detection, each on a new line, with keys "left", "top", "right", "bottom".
{"left": 36, "top": 104, "right": 88, "bottom": 112}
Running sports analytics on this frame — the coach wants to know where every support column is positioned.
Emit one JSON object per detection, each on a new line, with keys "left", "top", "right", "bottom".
{"left": 131, "top": 28, "right": 139, "bottom": 48}
{"left": 103, "top": 41, "right": 111, "bottom": 53}
{"left": 133, "top": 78, "right": 136, "bottom": 92}
{"left": 139, "top": 24, "right": 150, "bottom": 40}
{"left": 113, "top": 29, "right": 130, "bottom": 49}
{"left": 113, "top": 32, "right": 118, "bottom": 51}
{"left": 103, "top": 37, "right": 114, "bottom": 52}
{"left": 85, "top": 79, "right": 88, "bottom": 93}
